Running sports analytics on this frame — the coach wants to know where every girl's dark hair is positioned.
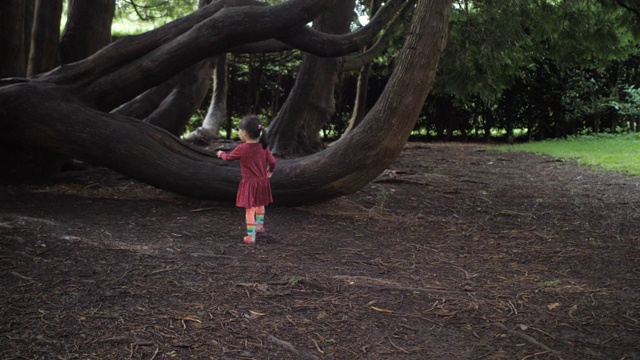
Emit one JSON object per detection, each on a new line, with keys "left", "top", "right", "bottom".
{"left": 239, "top": 115, "right": 269, "bottom": 149}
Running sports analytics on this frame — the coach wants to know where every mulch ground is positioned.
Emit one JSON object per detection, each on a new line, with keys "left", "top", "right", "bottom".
{"left": 1, "top": 142, "right": 639, "bottom": 360}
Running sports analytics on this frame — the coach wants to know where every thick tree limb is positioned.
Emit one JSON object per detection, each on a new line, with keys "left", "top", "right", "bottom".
{"left": 38, "top": 0, "right": 262, "bottom": 84}
{"left": 228, "top": 0, "right": 408, "bottom": 57}
{"left": 143, "top": 59, "right": 214, "bottom": 135}
{"left": 0, "top": 81, "right": 238, "bottom": 200}
{"left": 0, "top": 0, "right": 452, "bottom": 206}
{"left": 268, "top": 0, "right": 452, "bottom": 204}
{"left": 111, "top": 81, "right": 174, "bottom": 120}
{"left": 342, "top": 0, "right": 414, "bottom": 72}
{"left": 37, "top": 0, "right": 337, "bottom": 111}
{"left": 268, "top": 0, "right": 356, "bottom": 156}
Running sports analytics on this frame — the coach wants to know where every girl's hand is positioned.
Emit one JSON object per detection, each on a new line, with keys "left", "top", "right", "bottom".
{"left": 216, "top": 150, "right": 224, "bottom": 158}
{"left": 267, "top": 171, "right": 273, "bottom": 178}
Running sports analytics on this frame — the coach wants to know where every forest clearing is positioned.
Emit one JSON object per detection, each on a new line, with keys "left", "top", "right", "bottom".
{"left": 2, "top": 142, "right": 639, "bottom": 359}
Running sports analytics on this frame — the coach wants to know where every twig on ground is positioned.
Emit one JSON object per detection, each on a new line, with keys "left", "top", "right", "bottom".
{"left": 143, "top": 266, "right": 180, "bottom": 277}
{"left": 149, "top": 346, "right": 159, "bottom": 360}
{"left": 388, "top": 337, "right": 410, "bottom": 354}
{"left": 189, "top": 252, "right": 236, "bottom": 259}
{"left": 333, "top": 275, "right": 470, "bottom": 294}
{"left": 190, "top": 207, "right": 217, "bottom": 212}
{"left": 494, "top": 323, "right": 562, "bottom": 358}
{"left": 267, "top": 334, "right": 321, "bottom": 360}
{"left": 9, "top": 271, "right": 37, "bottom": 284}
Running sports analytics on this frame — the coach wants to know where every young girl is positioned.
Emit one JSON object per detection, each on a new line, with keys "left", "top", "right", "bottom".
{"left": 217, "top": 115, "right": 276, "bottom": 244}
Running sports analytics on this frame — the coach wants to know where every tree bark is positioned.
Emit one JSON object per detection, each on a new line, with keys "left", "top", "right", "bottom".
{"left": 118, "top": 0, "right": 217, "bottom": 136}
{"left": 226, "top": 0, "right": 406, "bottom": 57}
{"left": 144, "top": 59, "right": 215, "bottom": 136}
{"left": 184, "top": 54, "right": 229, "bottom": 143}
{"left": 0, "top": 0, "right": 32, "bottom": 78}
{"left": 271, "top": 0, "right": 452, "bottom": 203}
{"left": 344, "top": 0, "right": 382, "bottom": 136}
{"left": 40, "top": 0, "right": 337, "bottom": 112}
{"left": 59, "top": 0, "right": 115, "bottom": 64}
{"left": 27, "top": 0, "right": 63, "bottom": 76}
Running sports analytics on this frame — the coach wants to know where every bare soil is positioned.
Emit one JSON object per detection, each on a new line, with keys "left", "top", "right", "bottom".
{"left": 1, "top": 142, "right": 639, "bottom": 360}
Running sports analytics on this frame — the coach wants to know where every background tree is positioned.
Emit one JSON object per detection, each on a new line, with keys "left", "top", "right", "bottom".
{"left": 27, "top": 0, "right": 63, "bottom": 76}
{"left": 59, "top": 0, "right": 115, "bottom": 64}
{"left": 0, "top": 0, "right": 35, "bottom": 78}
{"left": 423, "top": 0, "right": 640, "bottom": 142}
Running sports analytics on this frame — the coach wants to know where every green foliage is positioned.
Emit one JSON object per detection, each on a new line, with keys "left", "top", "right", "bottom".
{"left": 370, "top": 187, "right": 394, "bottom": 215}
{"left": 113, "top": 0, "right": 197, "bottom": 36}
{"left": 503, "top": 133, "right": 640, "bottom": 175}
{"left": 608, "top": 85, "right": 640, "bottom": 116}
{"left": 424, "top": 0, "right": 640, "bottom": 141}
{"left": 435, "top": 0, "right": 534, "bottom": 102}
{"left": 226, "top": 52, "right": 303, "bottom": 121}
{"left": 438, "top": 0, "right": 636, "bottom": 103}
{"left": 104, "top": 0, "right": 640, "bottom": 142}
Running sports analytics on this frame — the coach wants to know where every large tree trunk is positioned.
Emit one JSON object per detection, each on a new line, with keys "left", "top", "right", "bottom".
{"left": 1, "top": 0, "right": 57, "bottom": 181}
{"left": 27, "top": 0, "right": 63, "bottom": 76}
{"left": 0, "top": 0, "right": 33, "bottom": 78}
{"left": 117, "top": 0, "right": 216, "bottom": 136}
{"left": 268, "top": 0, "right": 356, "bottom": 156}
{"left": 59, "top": 0, "right": 115, "bottom": 64}
{"left": 144, "top": 59, "right": 215, "bottom": 136}
{"left": 184, "top": 55, "right": 229, "bottom": 144}
{"left": 0, "top": 0, "right": 451, "bottom": 206}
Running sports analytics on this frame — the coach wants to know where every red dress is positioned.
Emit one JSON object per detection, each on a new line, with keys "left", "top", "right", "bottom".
{"left": 220, "top": 142, "right": 276, "bottom": 208}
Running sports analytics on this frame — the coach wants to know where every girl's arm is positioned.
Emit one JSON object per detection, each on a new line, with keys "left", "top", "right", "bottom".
{"left": 266, "top": 148, "right": 276, "bottom": 172}
{"left": 217, "top": 145, "right": 243, "bottom": 161}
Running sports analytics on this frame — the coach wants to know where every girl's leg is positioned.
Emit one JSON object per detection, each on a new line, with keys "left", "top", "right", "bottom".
{"left": 244, "top": 207, "right": 257, "bottom": 244}
{"left": 256, "top": 206, "right": 265, "bottom": 233}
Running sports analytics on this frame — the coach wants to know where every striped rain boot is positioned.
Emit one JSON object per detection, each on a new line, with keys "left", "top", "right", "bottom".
{"left": 244, "top": 223, "right": 256, "bottom": 244}
{"left": 256, "top": 206, "right": 265, "bottom": 233}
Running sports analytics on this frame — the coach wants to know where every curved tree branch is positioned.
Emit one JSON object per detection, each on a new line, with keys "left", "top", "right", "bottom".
{"left": 112, "top": 0, "right": 216, "bottom": 133}
{"left": 0, "top": 0, "right": 452, "bottom": 206}
{"left": 228, "top": 0, "right": 408, "bottom": 57}
{"left": 342, "top": 0, "right": 414, "bottom": 71}
{"left": 94, "top": 0, "right": 337, "bottom": 111}
{"left": 143, "top": 58, "right": 214, "bottom": 135}
{"left": 272, "top": 0, "right": 452, "bottom": 203}
{"left": 0, "top": 0, "right": 451, "bottom": 204}
{"left": 38, "top": 0, "right": 263, "bottom": 84}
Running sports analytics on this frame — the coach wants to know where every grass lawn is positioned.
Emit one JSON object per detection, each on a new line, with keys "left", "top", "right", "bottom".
{"left": 501, "top": 133, "right": 640, "bottom": 176}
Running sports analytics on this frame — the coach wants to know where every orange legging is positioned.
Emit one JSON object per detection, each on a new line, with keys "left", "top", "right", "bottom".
{"left": 245, "top": 207, "right": 256, "bottom": 224}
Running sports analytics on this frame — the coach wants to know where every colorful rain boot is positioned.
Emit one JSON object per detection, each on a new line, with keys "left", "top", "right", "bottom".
{"left": 256, "top": 206, "right": 265, "bottom": 233}
{"left": 244, "top": 223, "right": 256, "bottom": 244}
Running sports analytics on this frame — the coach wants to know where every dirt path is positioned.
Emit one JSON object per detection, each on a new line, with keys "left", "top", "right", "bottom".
{"left": 1, "top": 143, "right": 639, "bottom": 359}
